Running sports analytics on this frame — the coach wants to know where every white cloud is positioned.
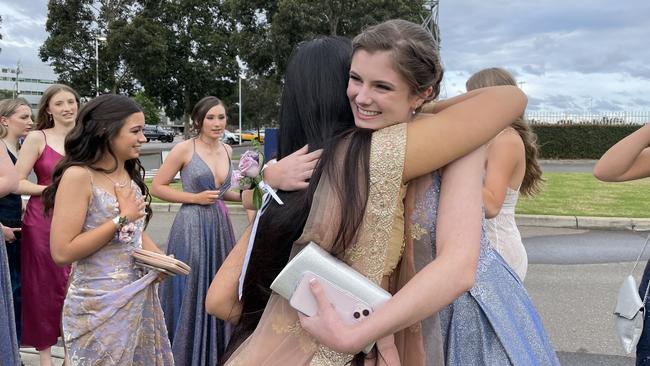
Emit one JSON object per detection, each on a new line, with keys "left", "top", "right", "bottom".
{"left": 438, "top": 0, "right": 650, "bottom": 111}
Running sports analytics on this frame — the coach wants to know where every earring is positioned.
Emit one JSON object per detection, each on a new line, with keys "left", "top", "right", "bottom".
{"left": 48, "top": 113, "right": 53, "bottom": 122}
{"left": 411, "top": 109, "right": 417, "bottom": 116}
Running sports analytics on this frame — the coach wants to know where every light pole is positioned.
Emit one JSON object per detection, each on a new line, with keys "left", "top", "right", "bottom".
{"left": 238, "top": 75, "right": 244, "bottom": 145}
{"left": 94, "top": 36, "right": 107, "bottom": 96}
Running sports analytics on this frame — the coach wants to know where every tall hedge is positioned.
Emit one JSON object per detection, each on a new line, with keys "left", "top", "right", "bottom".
{"left": 531, "top": 124, "right": 643, "bottom": 159}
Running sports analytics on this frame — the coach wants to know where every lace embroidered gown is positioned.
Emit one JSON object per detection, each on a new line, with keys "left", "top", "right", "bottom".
{"left": 411, "top": 172, "right": 560, "bottom": 365}
{"left": 486, "top": 187, "right": 528, "bottom": 280}
{"left": 63, "top": 180, "right": 173, "bottom": 365}
{"left": 159, "top": 141, "right": 236, "bottom": 366}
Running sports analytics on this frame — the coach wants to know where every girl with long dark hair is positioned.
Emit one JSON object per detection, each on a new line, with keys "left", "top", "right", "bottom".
{"left": 42, "top": 94, "right": 173, "bottom": 365}
{"left": 206, "top": 35, "right": 356, "bottom": 359}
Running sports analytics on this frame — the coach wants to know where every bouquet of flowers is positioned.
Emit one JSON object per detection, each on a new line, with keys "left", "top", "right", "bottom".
{"left": 232, "top": 149, "right": 265, "bottom": 209}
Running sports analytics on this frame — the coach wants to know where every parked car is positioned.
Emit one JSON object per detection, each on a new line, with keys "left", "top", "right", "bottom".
{"left": 221, "top": 130, "right": 240, "bottom": 145}
{"left": 143, "top": 125, "right": 175, "bottom": 143}
{"left": 240, "top": 130, "right": 265, "bottom": 143}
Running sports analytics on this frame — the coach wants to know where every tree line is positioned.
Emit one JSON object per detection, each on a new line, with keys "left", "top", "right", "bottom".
{"left": 37, "top": 0, "right": 428, "bottom": 132}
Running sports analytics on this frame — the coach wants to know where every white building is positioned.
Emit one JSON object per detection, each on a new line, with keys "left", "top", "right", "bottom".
{"left": 0, "top": 64, "right": 57, "bottom": 109}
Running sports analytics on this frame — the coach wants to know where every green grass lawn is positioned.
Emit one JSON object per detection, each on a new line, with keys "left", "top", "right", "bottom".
{"left": 144, "top": 178, "right": 183, "bottom": 203}
{"left": 517, "top": 172, "right": 650, "bottom": 218}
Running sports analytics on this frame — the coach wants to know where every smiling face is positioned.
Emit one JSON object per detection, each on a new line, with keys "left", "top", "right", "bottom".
{"left": 1, "top": 105, "right": 33, "bottom": 138}
{"left": 200, "top": 104, "right": 227, "bottom": 140}
{"left": 47, "top": 90, "right": 78, "bottom": 127}
{"left": 347, "top": 50, "right": 425, "bottom": 130}
{"left": 109, "top": 112, "right": 146, "bottom": 161}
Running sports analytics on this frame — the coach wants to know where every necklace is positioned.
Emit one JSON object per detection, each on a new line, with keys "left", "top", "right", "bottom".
{"left": 102, "top": 171, "right": 130, "bottom": 188}
{"left": 197, "top": 136, "right": 221, "bottom": 153}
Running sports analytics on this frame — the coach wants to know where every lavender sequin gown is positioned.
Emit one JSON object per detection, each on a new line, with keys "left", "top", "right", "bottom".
{"left": 414, "top": 172, "right": 560, "bottom": 365}
{"left": 63, "top": 182, "right": 173, "bottom": 365}
{"left": 159, "top": 142, "right": 236, "bottom": 366}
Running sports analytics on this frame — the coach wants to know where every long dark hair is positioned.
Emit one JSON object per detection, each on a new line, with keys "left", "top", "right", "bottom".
{"left": 221, "top": 35, "right": 356, "bottom": 361}
{"left": 466, "top": 67, "right": 544, "bottom": 196}
{"left": 225, "top": 19, "right": 444, "bottom": 365}
{"left": 42, "top": 94, "right": 152, "bottom": 223}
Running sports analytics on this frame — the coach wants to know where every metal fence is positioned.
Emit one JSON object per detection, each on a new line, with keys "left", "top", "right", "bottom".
{"left": 526, "top": 111, "right": 650, "bottom": 125}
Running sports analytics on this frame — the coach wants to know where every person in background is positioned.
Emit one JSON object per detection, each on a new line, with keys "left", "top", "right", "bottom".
{"left": 465, "top": 67, "right": 544, "bottom": 280}
{"left": 14, "top": 84, "right": 79, "bottom": 366}
{"left": 593, "top": 123, "right": 650, "bottom": 366}
{"left": 0, "top": 135, "right": 20, "bottom": 365}
{"left": 42, "top": 94, "right": 173, "bottom": 365}
{"left": 0, "top": 97, "right": 32, "bottom": 344}
{"left": 152, "top": 96, "right": 240, "bottom": 366}
{"left": 206, "top": 35, "right": 355, "bottom": 361}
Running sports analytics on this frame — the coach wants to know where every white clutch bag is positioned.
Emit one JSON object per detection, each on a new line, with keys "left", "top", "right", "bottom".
{"left": 270, "top": 241, "right": 392, "bottom": 353}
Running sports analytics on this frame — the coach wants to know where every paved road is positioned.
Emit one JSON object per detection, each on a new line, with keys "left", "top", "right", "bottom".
{"left": 539, "top": 159, "right": 596, "bottom": 173}
{"left": 521, "top": 226, "right": 638, "bottom": 365}
{"left": 152, "top": 213, "right": 643, "bottom": 365}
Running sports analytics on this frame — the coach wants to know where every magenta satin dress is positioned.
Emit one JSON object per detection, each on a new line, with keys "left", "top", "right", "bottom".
{"left": 21, "top": 134, "right": 71, "bottom": 350}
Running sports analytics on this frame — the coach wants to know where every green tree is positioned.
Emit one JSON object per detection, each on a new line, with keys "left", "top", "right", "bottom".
{"left": 228, "top": 76, "right": 281, "bottom": 131}
{"left": 229, "top": 0, "right": 428, "bottom": 79}
{"left": 226, "top": 0, "right": 428, "bottom": 130}
{"left": 121, "top": 0, "right": 239, "bottom": 137}
{"left": 0, "top": 90, "right": 14, "bottom": 99}
{"left": 39, "top": 0, "right": 138, "bottom": 97}
{"left": 132, "top": 91, "right": 161, "bottom": 125}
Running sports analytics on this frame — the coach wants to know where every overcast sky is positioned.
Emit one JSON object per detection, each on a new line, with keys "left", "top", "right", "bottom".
{"left": 1, "top": 0, "right": 648, "bottom": 112}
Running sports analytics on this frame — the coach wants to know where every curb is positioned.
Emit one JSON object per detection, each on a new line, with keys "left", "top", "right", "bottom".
{"left": 515, "top": 214, "right": 650, "bottom": 231}
{"left": 147, "top": 202, "right": 650, "bottom": 232}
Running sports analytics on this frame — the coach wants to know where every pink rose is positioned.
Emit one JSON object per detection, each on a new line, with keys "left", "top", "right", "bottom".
{"left": 239, "top": 151, "right": 260, "bottom": 178}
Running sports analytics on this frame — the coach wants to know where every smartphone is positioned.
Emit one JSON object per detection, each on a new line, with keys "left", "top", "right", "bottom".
{"left": 289, "top": 271, "right": 373, "bottom": 325}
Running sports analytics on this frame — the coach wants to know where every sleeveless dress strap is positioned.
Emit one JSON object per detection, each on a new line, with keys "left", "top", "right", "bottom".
{"left": 221, "top": 142, "right": 231, "bottom": 162}
{"left": 41, "top": 130, "right": 48, "bottom": 144}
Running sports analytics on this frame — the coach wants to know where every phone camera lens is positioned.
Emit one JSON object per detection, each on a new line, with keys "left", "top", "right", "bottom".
{"left": 362, "top": 309, "right": 370, "bottom": 316}
{"left": 353, "top": 311, "right": 361, "bottom": 319}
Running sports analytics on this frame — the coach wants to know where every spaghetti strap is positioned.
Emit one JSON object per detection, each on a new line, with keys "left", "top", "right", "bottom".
{"left": 221, "top": 142, "right": 231, "bottom": 162}
{"left": 41, "top": 130, "right": 48, "bottom": 144}
{"left": 83, "top": 166, "right": 95, "bottom": 186}
{"left": 192, "top": 138, "right": 196, "bottom": 153}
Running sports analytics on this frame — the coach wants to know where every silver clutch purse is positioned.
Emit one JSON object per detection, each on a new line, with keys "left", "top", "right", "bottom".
{"left": 614, "top": 232, "right": 650, "bottom": 354}
{"left": 270, "top": 241, "right": 392, "bottom": 353}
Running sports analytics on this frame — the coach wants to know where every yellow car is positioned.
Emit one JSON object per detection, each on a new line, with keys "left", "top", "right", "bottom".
{"left": 240, "top": 130, "right": 265, "bottom": 143}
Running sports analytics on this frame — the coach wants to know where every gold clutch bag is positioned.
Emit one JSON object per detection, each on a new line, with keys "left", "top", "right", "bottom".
{"left": 133, "top": 248, "right": 191, "bottom": 276}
